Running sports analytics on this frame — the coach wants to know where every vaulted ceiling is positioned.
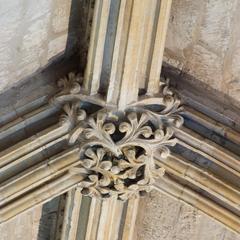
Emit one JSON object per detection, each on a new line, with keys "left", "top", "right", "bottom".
{"left": 0, "top": 1, "right": 239, "bottom": 240}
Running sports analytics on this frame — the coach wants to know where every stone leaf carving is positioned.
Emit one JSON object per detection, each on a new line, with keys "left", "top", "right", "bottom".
{"left": 54, "top": 73, "right": 183, "bottom": 200}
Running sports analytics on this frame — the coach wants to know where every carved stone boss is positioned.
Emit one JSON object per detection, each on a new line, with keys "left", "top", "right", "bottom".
{"left": 52, "top": 73, "right": 183, "bottom": 200}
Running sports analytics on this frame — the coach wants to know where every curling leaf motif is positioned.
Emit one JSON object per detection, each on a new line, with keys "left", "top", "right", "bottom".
{"left": 56, "top": 73, "right": 183, "bottom": 200}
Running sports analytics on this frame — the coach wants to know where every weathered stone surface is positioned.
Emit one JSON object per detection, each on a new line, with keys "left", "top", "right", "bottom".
{"left": 25, "top": 0, "right": 51, "bottom": 21}
{"left": 0, "top": 0, "right": 23, "bottom": 91}
{"left": 52, "top": 0, "right": 71, "bottom": 33}
{"left": 0, "top": 206, "right": 42, "bottom": 240}
{"left": 19, "top": 16, "right": 51, "bottom": 75}
{"left": 166, "top": 0, "right": 202, "bottom": 59}
{"left": 164, "top": 0, "right": 240, "bottom": 103}
{"left": 185, "top": 44, "right": 223, "bottom": 90}
{"left": 135, "top": 190, "right": 240, "bottom": 240}
{"left": 47, "top": 34, "right": 68, "bottom": 60}
{"left": 199, "top": 0, "right": 236, "bottom": 55}
{"left": 0, "top": 0, "right": 76, "bottom": 94}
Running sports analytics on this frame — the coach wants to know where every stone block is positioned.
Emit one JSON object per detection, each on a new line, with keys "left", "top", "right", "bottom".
{"left": 25, "top": 0, "right": 52, "bottom": 21}
{"left": 199, "top": 0, "right": 237, "bottom": 56}
{"left": 185, "top": 44, "right": 223, "bottom": 91}
{"left": 0, "top": 0, "right": 72, "bottom": 93}
{"left": 0, "top": 206, "right": 42, "bottom": 240}
{"left": 22, "top": 17, "right": 50, "bottom": 52}
{"left": 52, "top": 0, "right": 71, "bottom": 33}
{"left": 229, "top": 38, "right": 240, "bottom": 101}
{"left": 166, "top": 0, "right": 202, "bottom": 57}
{"left": 135, "top": 190, "right": 240, "bottom": 240}
{"left": 47, "top": 34, "right": 68, "bottom": 60}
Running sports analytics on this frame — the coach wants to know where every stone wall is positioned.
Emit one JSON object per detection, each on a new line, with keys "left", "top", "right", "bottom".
{"left": 164, "top": 0, "right": 240, "bottom": 103}
{"left": 0, "top": 0, "right": 75, "bottom": 93}
{"left": 135, "top": 190, "right": 240, "bottom": 240}
{"left": 0, "top": 206, "right": 42, "bottom": 240}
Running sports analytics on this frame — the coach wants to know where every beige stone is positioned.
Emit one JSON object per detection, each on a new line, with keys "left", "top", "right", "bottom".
{"left": 0, "top": 206, "right": 42, "bottom": 240}
{"left": 25, "top": 0, "right": 51, "bottom": 21}
{"left": 164, "top": 0, "right": 240, "bottom": 104}
{"left": 0, "top": 0, "right": 77, "bottom": 94}
{"left": 47, "top": 34, "right": 68, "bottom": 61}
{"left": 135, "top": 190, "right": 240, "bottom": 240}
{"left": 0, "top": 0, "right": 240, "bottom": 239}
{"left": 52, "top": 0, "right": 71, "bottom": 33}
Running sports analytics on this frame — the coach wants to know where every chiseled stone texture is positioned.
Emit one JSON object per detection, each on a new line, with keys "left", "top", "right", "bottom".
{"left": 164, "top": 0, "right": 240, "bottom": 103}
{"left": 0, "top": 0, "right": 73, "bottom": 93}
{"left": 135, "top": 190, "right": 240, "bottom": 240}
{"left": 0, "top": 206, "right": 42, "bottom": 240}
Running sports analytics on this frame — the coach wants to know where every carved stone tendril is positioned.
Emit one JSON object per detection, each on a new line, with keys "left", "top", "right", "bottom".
{"left": 54, "top": 73, "right": 183, "bottom": 200}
